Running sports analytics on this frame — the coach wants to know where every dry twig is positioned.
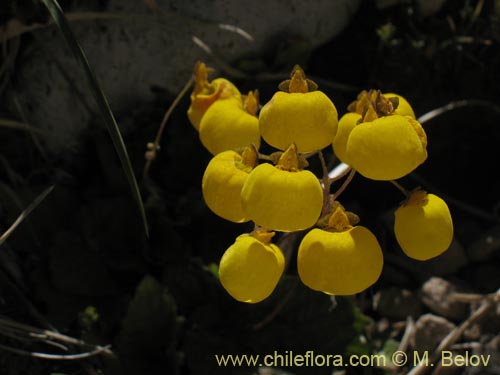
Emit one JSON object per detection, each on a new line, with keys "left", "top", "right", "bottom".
{"left": 406, "top": 291, "right": 499, "bottom": 375}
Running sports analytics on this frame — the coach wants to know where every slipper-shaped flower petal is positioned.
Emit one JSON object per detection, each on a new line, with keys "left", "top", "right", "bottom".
{"left": 298, "top": 227, "right": 383, "bottom": 295}
{"left": 343, "top": 115, "right": 427, "bottom": 180}
{"left": 187, "top": 62, "right": 241, "bottom": 130}
{"left": 241, "top": 144, "right": 323, "bottom": 232}
{"left": 332, "top": 112, "right": 361, "bottom": 162}
{"left": 394, "top": 191, "right": 453, "bottom": 260}
{"left": 202, "top": 147, "right": 257, "bottom": 222}
{"left": 219, "top": 230, "right": 284, "bottom": 303}
{"left": 199, "top": 91, "right": 261, "bottom": 155}
{"left": 298, "top": 204, "right": 383, "bottom": 295}
{"left": 334, "top": 90, "right": 425, "bottom": 180}
{"left": 259, "top": 66, "right": 338, "bottom": 153}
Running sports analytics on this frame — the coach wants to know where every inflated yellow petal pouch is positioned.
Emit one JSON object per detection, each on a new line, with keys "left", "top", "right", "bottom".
{"left": 345, "top": 115, "right": 427, "bottom": 180}
{"left": 202, "top": 147, "right": 257, "bottom": 223}
{"left": 394, "top": 190, "right": 453, "bottom": 260}
{"left": 333, "top": 90, "right": 427, "bottom": 180}
{"left": 259, "top": 66, "right": 338, "bottom": 153}
{"left": 298, "top": 203, "right": 383, "bottom": 295}
{"left": 219, "top": 229, "right": 285, "bottom": 303}
{"left": 332, "top": 112, "right": 361, "bottom": 162}
{"left": 187, "top": 61, "right": 241, "bottom": 130}
{"left": 383, "top": 92, "right": 416, "bottom": 119}
{"left": 199, "top": 91, "right": 261, "bottom": 155}
{"left": 241, "top": 144, "right": 323, "bottom": 232}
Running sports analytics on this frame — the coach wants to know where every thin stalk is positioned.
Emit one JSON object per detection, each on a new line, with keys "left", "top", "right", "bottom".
{"left": 257, "top": 153, "right": 273, "bottom": 162}
{"left": 318, "top": 151, "right": 331, "bottom": 211}
{"left": 143, "top": 76, "right": 194, "bottom": 178}
{"left": 328, "top": 163, "right": 352, "bottom": 183}
{"left": 332, "top": 169, "right": 356, "bottom": 200}
{"left": 390, "top": 180, "right": 410, "bottom": 198}
{"left": 0, "top": 343, "right": 112, "bottom": 360}
{"left": 0, "top": 185, "right": 54, "bottom": 247}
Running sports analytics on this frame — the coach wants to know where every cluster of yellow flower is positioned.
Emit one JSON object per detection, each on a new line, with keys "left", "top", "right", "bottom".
{"left": 187, "top": 62, "right": 453, "bottom": 303}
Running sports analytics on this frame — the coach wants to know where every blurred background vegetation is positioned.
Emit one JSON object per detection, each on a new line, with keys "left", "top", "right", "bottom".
{"left": 0, "top": 0, "right": 500, "bottom": 374}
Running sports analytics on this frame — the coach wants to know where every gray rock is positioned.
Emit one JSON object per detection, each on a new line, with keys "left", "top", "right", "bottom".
{"left": 462, "top": 336, "right": 500, "bottom": 375}
{"left": 433, "top": 352, "right": 466, "bottom": 375}
{"left": 421, "top": 277, "right": 469, "bottom": 321}
{"left": 481, "top": 335, "right": 500, "bottom": 374}
{"left": 478, "top": 307, "right": 500, "bottom": 335}
{"left": 373, "top": 287, "right": 422, "bottom": 320}
{"left": 10, "top": 0, "right": 360, "bottom": 154}
{"left": 413, "top": 314, "right": 456, "bottom": 353}
{"left": 463, "top": 323, "right": 481, "bottom": 342}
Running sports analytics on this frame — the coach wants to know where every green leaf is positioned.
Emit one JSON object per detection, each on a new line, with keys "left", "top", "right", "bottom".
{"left": 39, "top": 0, "right": 149, "bottom": 237}
{"left": 345, "top": 306, "right": 373, "bottom": 357}
{"left": 115, "top": 276, "right": 179, "bottom": 374}
{"left": 204, "top": 262, "right": 219, "bottom": 278}
{"left": 78, "top": 305, "right": 100, "bottom": 330}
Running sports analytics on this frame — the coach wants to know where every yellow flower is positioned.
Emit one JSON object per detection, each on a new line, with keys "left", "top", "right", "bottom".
{"left": 298, "top": 203, "right": 383, "bottom": 295}
{"left": 394, "top": 191, "right": 453, "bottom": 260}
{"left": 202, "top": 147, "right": 257, "bottom": 223}
{"left": 219, "top": 230, "right": 285, "bottom": 303}
{"left": 259, "top": 66, "right": 338, "bottom": 153}
{"left": 383, "top": 92, "right": 416, "bottom": 119}
{"left": 333, "top": 90, "right": 427, "bottom": 180}
{"left": 241, "top": 144, "right": 323, "bottom": 232}
{"left": 187, "top": 62, "right": 241, "bottom": 130}
{"left": 332, "top": 112, "right": 360, "bottom": 162}
{"left": 199, "top": 91, "right": 261, "bottom": 155}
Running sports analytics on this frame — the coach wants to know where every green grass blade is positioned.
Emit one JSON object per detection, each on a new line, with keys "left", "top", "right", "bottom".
{"left": 0, "top": 185, "right": 54, "bottom": 247}
{"left": 39, "top": 0, "right": 149, "bottom": 237}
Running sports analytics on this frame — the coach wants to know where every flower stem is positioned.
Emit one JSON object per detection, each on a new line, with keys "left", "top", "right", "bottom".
{"left": 390, "top": 180, "right": 410, "bottom": 198}
{"left": 332, "top": 169, "right": 356, "bottom": 200}
{"left": 318, "top": 151, "right": 331, "bottom": 211}
{"left": 328, "top": 163, "right": 352, "bottom": 183}
{"left": 143, "top": 76, "right": 194, "bottom": 178}
{"left": 257, "top": 153, "right": 273, "bottom": 161}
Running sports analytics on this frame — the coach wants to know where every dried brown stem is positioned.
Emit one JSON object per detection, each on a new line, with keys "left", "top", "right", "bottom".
{"left": 407, "top": 295, "right": 496, "bottom": 375}
{"left": 0, "top": 318, "right": 114, "bottom": 359}
{"left": 390, "top": 180, "right": 410, "bottom": 198}
{"left": 143, "top": 76, "right": 194, "bottom": 178}
{"left": 0, "top": 343, "right": 112, "bottom": 360}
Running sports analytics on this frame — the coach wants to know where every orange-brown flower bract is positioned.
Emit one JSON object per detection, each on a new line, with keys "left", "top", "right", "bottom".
{"left": 298, "top": 203, "right": 383, "bottom": 295}
{"left": 259, "top": 66, "right": 338, "bottom": 153}
{"left": 394, "top": 190, "right": 453, "bottom": 260}
{"left": 219, "top": 230, "right": 284, "bottom": 303}
{"left": 240, "top": 144, "right": 323, "bottom": 232}
{"left": 383, "top": 92, "right": 416, "bottom": 119}
{"left": 202, "top": 147, "right": 257, "bottom": 223}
